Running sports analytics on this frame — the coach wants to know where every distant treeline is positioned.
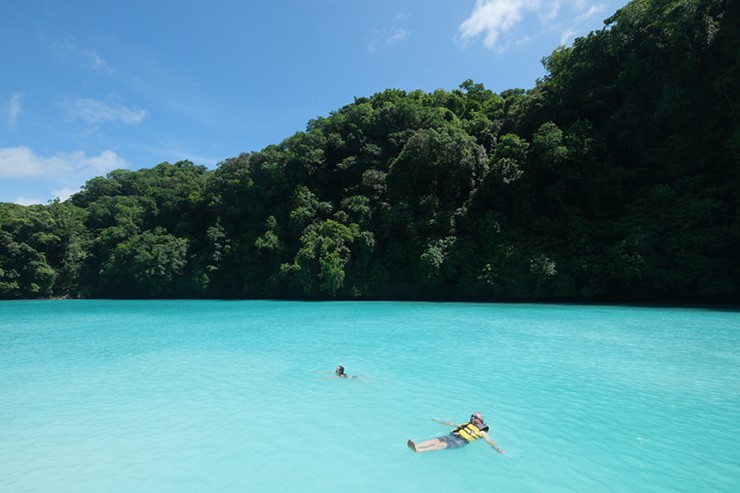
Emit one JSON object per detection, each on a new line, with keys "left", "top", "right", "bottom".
{"left": 1, "top": 0, "right": 738, "bottom": 302}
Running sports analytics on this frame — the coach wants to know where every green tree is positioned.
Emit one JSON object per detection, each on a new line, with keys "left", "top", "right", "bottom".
{"left": 99, "top": 228, "right": 188, "bottom": 297}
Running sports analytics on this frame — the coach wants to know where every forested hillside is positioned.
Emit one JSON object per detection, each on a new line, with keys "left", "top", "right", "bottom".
{"left": 2, "top": 0, "right": 738, "bottom": 302}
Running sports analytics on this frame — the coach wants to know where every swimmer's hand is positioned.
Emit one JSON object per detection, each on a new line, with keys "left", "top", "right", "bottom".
{"left": 493, "top": 446, "right": 504, "bottom": 454}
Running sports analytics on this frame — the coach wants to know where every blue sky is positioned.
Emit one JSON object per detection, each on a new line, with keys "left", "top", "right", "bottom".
{"left": 1, "top": 0, "right": 627, "bottom": 205}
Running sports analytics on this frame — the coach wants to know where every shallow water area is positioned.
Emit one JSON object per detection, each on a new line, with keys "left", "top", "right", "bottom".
{"left": 1, "top": 300, "right": 739, "bottom": 492}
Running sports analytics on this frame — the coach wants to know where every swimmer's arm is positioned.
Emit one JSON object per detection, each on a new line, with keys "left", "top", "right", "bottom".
{"left": 316, "top": 373, "right": 342, "bottom": 379}
{"left": 479, "top": 431, "right": 504, "bottom": 454}
{"left": 432, "top": 418, "right": 458, "bottom": 427}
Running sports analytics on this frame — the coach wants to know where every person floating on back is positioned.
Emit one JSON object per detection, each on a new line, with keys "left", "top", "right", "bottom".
{"left": 407, "top": 412, "right": 504, "bottom": 454}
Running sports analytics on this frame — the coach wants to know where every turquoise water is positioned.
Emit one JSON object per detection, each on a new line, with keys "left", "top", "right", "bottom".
{"left": 0, "top": 300, "right": 738, "bottom": 492}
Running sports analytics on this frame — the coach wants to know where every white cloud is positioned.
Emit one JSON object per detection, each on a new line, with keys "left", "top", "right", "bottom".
{"left": 0, "top": 146, "right": 128, "bottom": 194}
{"left": 65, "top": 97, "right": 147, "bottom": 125}
{"left": 15, "top": 197, "right": 46, "bottom": 206}
{"left": 458, "top": 0, "right": 607, "bottom": 50}
{"left": 560, "top": 29, "right": 577, "bottom": 45}
{"left": 4, "top": 93, "right": 22, "bottom": 127}
{"left": 0, "top": 147, "right": 43, "bottom": 178}
{"left": 50, "top": 187, "right": 81, "bottom": 202}
{"left": 459, "top": 0, "right": 539, "bottom": 48}
{"left": 0, "top": 147, "right": 128, "bottom": 203}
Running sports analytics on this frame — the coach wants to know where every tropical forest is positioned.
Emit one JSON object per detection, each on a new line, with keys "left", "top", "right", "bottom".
{"left": 1, "top": 0, "right": 738, "bottom": 303}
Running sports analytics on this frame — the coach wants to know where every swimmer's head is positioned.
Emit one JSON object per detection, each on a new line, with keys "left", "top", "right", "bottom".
{"left": 336, "top": 365, "right": 345, "bottom": 376}
{"left": 471, "top": 412, "right": 484, "bottom": 424}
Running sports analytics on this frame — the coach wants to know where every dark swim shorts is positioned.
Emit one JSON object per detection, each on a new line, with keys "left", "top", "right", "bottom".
{"left": 440, "top": 433, "right": 468, "bottom": 449}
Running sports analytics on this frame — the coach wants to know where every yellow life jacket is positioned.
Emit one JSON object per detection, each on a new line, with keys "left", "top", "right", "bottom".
{"left": 452, "top": 422, "right": 485, "bottom": 442}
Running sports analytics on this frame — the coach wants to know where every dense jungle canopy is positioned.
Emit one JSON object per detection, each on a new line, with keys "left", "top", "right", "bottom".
{"left": 1, "top": 0, "right": 738, "bottom": 303}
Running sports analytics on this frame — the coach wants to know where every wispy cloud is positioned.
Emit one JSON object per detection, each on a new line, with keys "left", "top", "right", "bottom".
{"left": 458, "top": 0, "right": 607, "bottom": 51}
{"left": 540, "top": 1, "right": 562, "bottom": 22}
{"left": 387, "top": 27, "right": 410, "bottom": 45}
{"left": 0, "top": 146, "right": 128, "bottom": 203}
{"left": 560, "top": 29, "right": 578, "bottom": 46}
{"left": 64, "top": 97, "right": 147, "bottom": 125}
{"left": 576, "top": 4, "right": 605, "bottom": 22}
{"left": 368, "top": 13, "right": 412, "bottom": 54}
{"left": 83, "top": 49, "right": 111, "bottom": 72}
{"left": 369, "top": 27, "right": 411, "bottom": 53}
{"left": 49, "top": 36, "right": 77, "bottom": 57}
{"left": 49, "top": 36, "right": 112, "bottom": 73}
{"left": 4, "top": 92, "right": 22, "bottom": 127}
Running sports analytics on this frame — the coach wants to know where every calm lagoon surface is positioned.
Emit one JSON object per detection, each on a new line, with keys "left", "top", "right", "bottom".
{"left": 1, "top": 300, "right": 738, "bottom": 492}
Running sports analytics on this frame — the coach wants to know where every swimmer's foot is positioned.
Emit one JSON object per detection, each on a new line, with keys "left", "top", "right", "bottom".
{"left": 407, "top": 439, "right": 417, "bottom": 452}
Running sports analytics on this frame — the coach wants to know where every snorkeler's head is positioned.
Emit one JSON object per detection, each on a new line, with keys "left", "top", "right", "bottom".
{"left": 336, "top": 365, "right": 345, "bottom": 375}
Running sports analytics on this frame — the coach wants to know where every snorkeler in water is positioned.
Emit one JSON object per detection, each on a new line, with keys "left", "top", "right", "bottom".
{"left": 407, "top": 412, "right": 504, "bottom": 454}
{"left": 317, "top": 365, "right": 357, "bottom": 379}
{"left": 334, "top": 365, "right": 358, "bottom": 378}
